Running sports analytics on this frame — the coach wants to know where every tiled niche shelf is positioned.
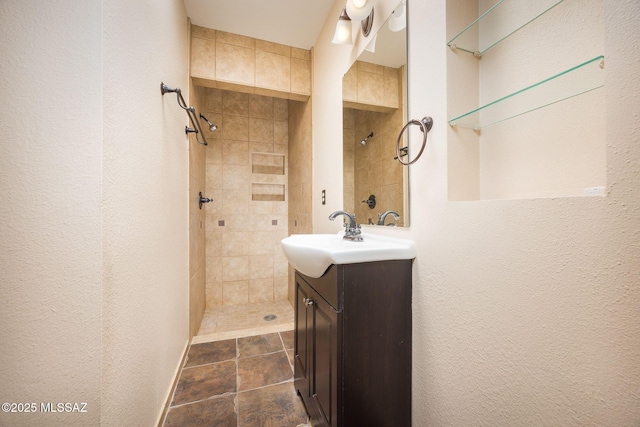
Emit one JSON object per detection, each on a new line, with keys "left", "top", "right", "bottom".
{"left": 252, "top": 153, "right": 285, "bottom": 175}
{"left": 447, "top": 0, "right": 564, "bottom": 57}
{"left": 449, "top": 55, "right": 605, "bottom": 130}
{"left": 252, "top": 184, "right": 285, "bottom": 201}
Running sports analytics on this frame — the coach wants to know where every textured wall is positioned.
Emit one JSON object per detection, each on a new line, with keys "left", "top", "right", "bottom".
{"left": 1, "top": 1, "right": 194, "bottom": 425}
{"left": 0, "top": 1, "right": 102, "bottom": 425}
{"left": 405, "top": 0, "right": 640, "bottom": 424}
{"left": 101, "top": 0, "right": 190, "bottom": 425}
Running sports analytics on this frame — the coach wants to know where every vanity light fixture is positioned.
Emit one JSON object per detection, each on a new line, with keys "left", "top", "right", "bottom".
{"left": 360, "top": 6, "right": 374, "bottom": 37}
{"left": 332, "top": 0, "right": 376, "bottom": 45}
{"left": 388, "top": 0, "right": 406, "bottom": 32}
{"left": 332, "top": 7, "right": 353, "bottom": 45}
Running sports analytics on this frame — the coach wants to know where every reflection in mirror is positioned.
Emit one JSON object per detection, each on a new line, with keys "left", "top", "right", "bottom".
{"left": 342, "top": 8, "right": 408, "bottom": 227}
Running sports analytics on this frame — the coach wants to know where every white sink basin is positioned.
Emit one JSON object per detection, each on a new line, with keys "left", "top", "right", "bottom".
{"left": 280, "top": 232, "right": 416, "bottom": 278}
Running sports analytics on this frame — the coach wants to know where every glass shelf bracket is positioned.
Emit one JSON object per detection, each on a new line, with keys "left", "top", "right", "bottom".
{"left": 447, "top": 0, "right": 564, "bottom": 57}
{"left": 448, "top": 56, "right": 605, "bottom": 130}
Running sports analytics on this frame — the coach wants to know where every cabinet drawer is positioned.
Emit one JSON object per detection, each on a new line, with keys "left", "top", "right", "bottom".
{"left": 296, "top": 265, "right": 341, "bottom": 311}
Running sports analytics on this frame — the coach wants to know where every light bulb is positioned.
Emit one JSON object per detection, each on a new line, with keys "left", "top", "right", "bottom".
{"left": 346, "top": 0, "right": 373, "bottom": 21}
{"left": 332, "top": 9, "right": 353, "bottom": 45}
{"left": 388, "top": 1, "right": 406, "bottom": 32}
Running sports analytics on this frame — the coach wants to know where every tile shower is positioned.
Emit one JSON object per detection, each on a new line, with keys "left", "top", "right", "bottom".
{"left": 192, "top": 87, "right": 298, "bottom": 338}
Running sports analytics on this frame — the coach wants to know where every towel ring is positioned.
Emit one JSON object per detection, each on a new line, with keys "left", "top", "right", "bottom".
{"left": 395, "top": 116, "right": 433, "bottom": 166}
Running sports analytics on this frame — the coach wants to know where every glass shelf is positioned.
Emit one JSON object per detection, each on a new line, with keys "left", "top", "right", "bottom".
{"left": 447, "top": 0, "right": 564, "bottom": 57}
{"left": 449, "top": 56, "right": 605, "bottom": 130}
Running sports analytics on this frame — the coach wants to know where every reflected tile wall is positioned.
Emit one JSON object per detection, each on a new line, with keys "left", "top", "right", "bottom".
{"left": 346, "top": 107, "right": 405, "bottom": 227}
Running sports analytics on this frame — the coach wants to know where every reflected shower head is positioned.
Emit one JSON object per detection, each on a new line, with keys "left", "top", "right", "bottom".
{"left": 199, "top": 114, "right": 218, "bottom": 132}
{"left": 360, "top": 132, "right": 374, "bottom": 145}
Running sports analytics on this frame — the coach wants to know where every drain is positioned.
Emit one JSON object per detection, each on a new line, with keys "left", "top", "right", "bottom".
{"left": 263, "top": 314, "right": 277, "bottom": 321}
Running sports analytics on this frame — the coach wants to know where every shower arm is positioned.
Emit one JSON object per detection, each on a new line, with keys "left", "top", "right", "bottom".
{"left": 160, "top": 82, "right": 208, "bottom": 146}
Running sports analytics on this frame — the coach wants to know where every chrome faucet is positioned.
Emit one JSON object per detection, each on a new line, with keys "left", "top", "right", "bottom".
{"left": 378, "top": 210, "right": 400, "bottom": 226}
{"left": 328, "top": 210, "right": 363, "bottom": 241}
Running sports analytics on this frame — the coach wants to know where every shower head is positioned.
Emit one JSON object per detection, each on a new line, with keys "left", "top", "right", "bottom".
{"left": 360, "top": 132, "right": 374, "bottom": 145}
{"left": 199, "top": 114, "right": 218, "bottom": 132}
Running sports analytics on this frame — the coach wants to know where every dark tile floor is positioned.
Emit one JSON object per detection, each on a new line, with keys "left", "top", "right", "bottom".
{"left": 163, "top": 330, "right": 309, "bottom": 427}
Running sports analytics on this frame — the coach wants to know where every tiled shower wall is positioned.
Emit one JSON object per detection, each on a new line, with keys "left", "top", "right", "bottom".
{"left": 202, "top": 88, "right": 289, "bottom": 307}
{"left": 188, "top": 84, "right": 207, "bottom": 337}
{"left": 287, "top": 99, "right": 313, "bottom": 302}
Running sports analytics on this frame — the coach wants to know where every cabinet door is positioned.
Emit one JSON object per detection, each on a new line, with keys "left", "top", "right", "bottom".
{"left": 311, "top": 290, "right": 338, "bottom": 427}
{"left": 294, "top": 278, "right": 313, "bottom": 399}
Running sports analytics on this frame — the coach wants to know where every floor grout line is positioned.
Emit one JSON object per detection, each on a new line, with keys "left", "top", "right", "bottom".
{"left": 238, "top": 348, "right": 288, "bottom": 361}
{"left": 182, "top": 357, "right": 237, "bottom": 370}
{"left": 168, "top": 392, "right": 236, "bottom": 410}
{"left": 237, "top": 378, "right": 295, "bottom": 394}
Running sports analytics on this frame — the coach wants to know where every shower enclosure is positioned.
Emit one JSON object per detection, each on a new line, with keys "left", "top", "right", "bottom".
{"left": 188, "top": 85, "right": 312, "bottom": 340}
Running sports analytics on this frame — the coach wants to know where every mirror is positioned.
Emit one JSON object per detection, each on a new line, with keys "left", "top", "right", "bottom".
{"left": 342, "top": 5, "right": 408, "bottom": 227}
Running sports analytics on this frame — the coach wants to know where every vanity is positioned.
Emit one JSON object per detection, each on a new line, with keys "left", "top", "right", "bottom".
{"left": 281, "top": 232, "right": 415, "bottom": 427}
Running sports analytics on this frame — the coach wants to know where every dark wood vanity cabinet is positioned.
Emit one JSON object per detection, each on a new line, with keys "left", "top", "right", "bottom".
{"left": 294, "top": 260, "right": 412, "bottom": 427}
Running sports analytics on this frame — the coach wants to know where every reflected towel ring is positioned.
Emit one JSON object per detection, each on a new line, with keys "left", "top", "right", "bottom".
{"left": 395, "top": 116, "right": 433, "bottom": 166}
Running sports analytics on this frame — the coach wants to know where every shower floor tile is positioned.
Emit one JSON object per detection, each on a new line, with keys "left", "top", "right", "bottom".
{"left": 194, "top": 300, "right": 294, "bottom": 343}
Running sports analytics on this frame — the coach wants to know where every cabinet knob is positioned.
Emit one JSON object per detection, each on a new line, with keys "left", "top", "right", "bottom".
{"left": 304, "top": 297, "right": 314, "bottom": 306}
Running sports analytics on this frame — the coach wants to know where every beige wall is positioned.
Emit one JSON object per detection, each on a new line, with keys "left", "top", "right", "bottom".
{"left": 315, "top": 0, "right": 640, "bottom": 424}
{"left": 102, "top": 0, "right": 191, "bottom": 424}
{"left": 0, "top": 1, "right": 188, "bottom": 426}
{"left": 202, "top": 88, "right": 290, "bottom": 307}
{"left": 407, "top": 2, "right": 640, "bottom": 423}
{"left": 1, "top": 0, "right": 192, "bottom": 426}
{"left": 0, "top": 1, "right": 102, "bottom": 425}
